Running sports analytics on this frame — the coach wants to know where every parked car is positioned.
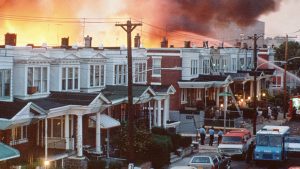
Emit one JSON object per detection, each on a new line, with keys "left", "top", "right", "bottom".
{"left": 170, "top": 166, "right": 197, "bottom": 169}
{"left": 285, "top": 136, "right": 300, "bottom": 158}
{"left": 188, "top": 152, "right": 231, "bottom": 169}
{"left": 218, "top": 129, "right": 253, "bottom": 159}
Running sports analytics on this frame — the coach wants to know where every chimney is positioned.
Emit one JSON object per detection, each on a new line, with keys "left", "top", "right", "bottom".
{"left": 61, "top": 37, "right": 69, "bottom": 48}
{"left": 84, "top": 35, "right": 92, "bottom": 48}
{"left": 184, "top": 41, "right": 191, "bottom": 48}
{"left": 170, "top": 45, "right": 174, "bottom": 48}
{"left": 134, "top": 33, "right": 141, "bottom": 48}
{"left": 242, "top": 43, "right": 248, "bottom": 49}
{"left": 160, "top": 36, "right": 168, "bottom": 48}
{"left": 5, "top": 33, "right": 17, "bottom": 46}
{"left": 202, "top": 41, "right": 208, "bottom": 48}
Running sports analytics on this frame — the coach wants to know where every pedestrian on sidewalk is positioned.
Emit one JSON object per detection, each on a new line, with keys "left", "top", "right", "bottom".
{"left": 246, "top": 141, "right": 255, "bottom": 163}
{"left": 199, "top": 125, "right": 206, "bottom": 145}
{"left": 217, "top": 129, "right": 223, "bottom": 145}
{"left": 209, "top": 127, "right": 215, "bottom": 146}
{"left": 268, "top": 107, "right": 272, "bottom": 121}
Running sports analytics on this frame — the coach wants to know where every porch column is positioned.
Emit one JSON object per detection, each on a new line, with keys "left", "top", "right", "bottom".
{"left": 257, "top": 79, "right": 261, "bottom": 100}
{"left": 45, "top": 118, "right": 48, "bottom": 162}
{"left": 157, "top": 100, "right": 162, "bottom": 127}
{"left": 250, "top": 81, "right": 254, "bottom": 98}
{"left": 163, "top": 96, "right": 170, "bottom": 128}
{"left": 224, "top": 86, "right": 228, "bottom": 112}
{"left": 216, "top": 88, "right": 220, "bottom": 107}
{"left": 153, "top": 101, "right": 157, "bottom": 126}
{"left": 148, "top": 102, "right": 152, "bottom": 130}
{"left": 96, "top": 112, "right": 102, "bottom": 154}
{"left": 77, "top": 114, "right": 83, "bottom": 157}
{"left": 65, "top": 114, "right": 70, "bottom": 150}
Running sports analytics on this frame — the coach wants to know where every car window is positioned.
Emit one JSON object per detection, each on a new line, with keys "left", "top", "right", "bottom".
{"left": 222, "top": 136, "right": 242, "bottom": 143}
{"left": 191, "top": 156, "right": 210, "bottom": 163}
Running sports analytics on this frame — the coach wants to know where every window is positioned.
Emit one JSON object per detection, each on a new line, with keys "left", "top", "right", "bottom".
{"left": 0, "top": 69, "right": 11, "bottom": 99}
{"left": 89, "top": 65, "right": 105, "bottom": 87}
{"left": 222, "top": 59, "right": 227, "bottom": 72}
{"left": 114, "top": 65, "right": 127, "bottom": 85}
{"left": 232, "top": 58, "right": 237, "bottom": 72}
{"left": 11, "top": 126, "right": 27, "bottom": 145}
{"left": 247, "top": 57, "right": 252, "bottom": 69}
{"left": 61, "top": 67, "right": 80, "bottom": 90}
{"left": 239, "top": 58, "right": 245, "bottom": 69}
{"left": 152, "top": 58, "right": 161, "bottom": 76}
{"left": 196, "top": 89, "right": 202, "bottom": 100}
{"left": 215, "top": 59, "right": 220, "bottom": 71}
{"left": 47, "top": 117, "right": 64, "bottom": 138}
{"left": 181, "top": 88, "right": 187, "bottom": 103}
{"left": 27, "top": 67, "right": 48, "bottom": 93}
{"left": 191, "top": 60, "right": 198, "bottom": 75}
{"left": 203, "top": 59, "right": 210, "bottom": 74}
{"left": 134, "top": 62, "right": 147, "bottom": 83}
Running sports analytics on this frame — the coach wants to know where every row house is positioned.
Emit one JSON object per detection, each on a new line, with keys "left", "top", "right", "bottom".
{"left": 146, "top": 44, "right": 278, "bottom": 131}
{"left": 0, "top": 41, "right": 175, "bottom": 167}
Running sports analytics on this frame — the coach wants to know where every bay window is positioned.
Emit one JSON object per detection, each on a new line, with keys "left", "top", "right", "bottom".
{"left": 114, "top": 64, "right": 127, "bottom": 85}
{"left": 0, "top": 69, "right": 11, "bottom": 99}
{"left": 134, "top": 62, "right": 146, "bottom": 83}
{"left": 27, "top": 67, "right": 48, "bottom": 94}
{"left": 90, "top": 64, "right": 105, "bottom": 87}
{"left": 61, "top": 67, "right": 79, "bottom": 91}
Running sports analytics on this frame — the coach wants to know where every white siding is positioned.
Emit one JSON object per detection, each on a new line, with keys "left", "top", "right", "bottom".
{"left": 80, "top": 64, "right": 89, "bottom": 89}
{"left": 50, "top": 65, "right": 61, "bottom": 91}
{"left": 13, "top": 64, "right": 26, "bottom": 97}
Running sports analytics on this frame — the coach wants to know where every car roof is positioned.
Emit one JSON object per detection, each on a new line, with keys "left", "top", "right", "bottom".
{"left": 170, "top": 166, "right": 197, "bottom": 169}
{"left": 224, "top": 132, "right": 246, "bottom": 137}
{"left": 193, "top": 152, "right": 219, "bottom": 158}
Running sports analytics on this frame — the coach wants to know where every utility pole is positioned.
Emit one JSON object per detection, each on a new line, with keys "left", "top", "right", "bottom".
{"left": 116, "top": 20, "right": 142, "bottom": 162}
{"left": 283, "top": 34, "right": 288, "bottom": 119}
{"left": 248, "top": 34, "right": 262, "bottom": 135}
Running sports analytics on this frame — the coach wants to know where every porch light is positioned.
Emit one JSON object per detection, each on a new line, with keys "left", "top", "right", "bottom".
{"left": 248, "top": 96, "right": 251, "bottom": 100}
{"left": 220, "top": 104, "right": 224, "bottom": 108}
{"left": 240, "top": 99, "right": 244, "bottom": 102}
{"left": 44, "top": 160, "right": 50, "bottom": 166}
{"left": 262, "top": 93, "right": 266, "bottom": 97}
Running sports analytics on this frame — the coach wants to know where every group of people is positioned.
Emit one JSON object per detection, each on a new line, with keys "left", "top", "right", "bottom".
{"left": 198, "top": 125, "right": 223, "bottom": 146}
{"left": 267, "top": 106, "right": 279, "bottom": 120}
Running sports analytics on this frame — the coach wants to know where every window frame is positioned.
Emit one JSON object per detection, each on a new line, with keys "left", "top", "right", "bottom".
{"left": 114, "top": 64, "right": 127, "bottom": 85}
{"left": 10, "top": 126, "right": 28, "bottom": 145}
{"left": 203, "top": 59, "right": 210, "bottom": 75}
{"left": 152, "top": 57, "right": 161, "bottom": 77}
{"left": 134, "top": 62, "right": 147, "bottom": 83}
{"left": 191, "top": 59, "right": 198, "bottom": 75}
{"left": 61, "top": 66, "right": 80, "bottom": 91}
{"left": 0, "top": 69, "right": 11, "bottom": 99}
{"left": 27, "top": 66, "right": 48, "bottom": 94}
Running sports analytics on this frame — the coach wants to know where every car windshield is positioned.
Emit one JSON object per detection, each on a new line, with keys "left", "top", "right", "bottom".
{"left": 257, "top": 135, "right": 282, "bottom": 147}
{"left": 191, "top": 156, "right": 210, "bottom": 163}
{"left": 286, "top": 137, "right": 300, "bottom": 143}
{"left": 222, "top": 136, "right": 242, "bottom": 143}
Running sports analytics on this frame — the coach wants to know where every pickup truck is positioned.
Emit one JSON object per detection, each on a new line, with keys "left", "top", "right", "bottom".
{"left": 217, "top": 129, "right": 253, "bottom": 159}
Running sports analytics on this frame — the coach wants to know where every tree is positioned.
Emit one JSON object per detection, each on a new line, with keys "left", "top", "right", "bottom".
{"left": 275, "top": 41, "right": 300, "bottom": 71}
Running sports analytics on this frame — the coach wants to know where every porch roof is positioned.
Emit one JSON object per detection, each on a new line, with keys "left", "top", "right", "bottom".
{"left": 178, "top": 75, "right": 232, "bottom": 88}
{"left": 0, "top": 100, "right": 28, "bottom": 119}
{"left": 0, "top": 142, "right": 20, "bottom": 161}
{"left": 90, "top": 114, "right": 121, "bottom": 129}
{"left": 101, "top": 85, "right": 155, "bottom": 102}
{"left": 151, "top": 85, "right": 176, "bottom": 95}
{"left": 29, "top": 92, "right": 100, "bottom": 110}
{"left": 224, "top": 73, "right": 250, "bottom": 82}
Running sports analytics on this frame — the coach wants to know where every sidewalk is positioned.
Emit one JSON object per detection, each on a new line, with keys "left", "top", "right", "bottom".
{"left": 247, "top": 112, "right": 288, "bottom": 135}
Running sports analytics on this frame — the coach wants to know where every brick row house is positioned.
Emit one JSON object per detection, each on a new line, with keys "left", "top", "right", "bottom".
{"left": 0, "top": 37, "right": 175, "bottom": 167}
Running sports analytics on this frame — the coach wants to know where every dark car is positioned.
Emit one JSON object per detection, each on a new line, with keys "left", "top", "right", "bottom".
{"left": 189, "top": 152, "right": 231, "bottom": 169}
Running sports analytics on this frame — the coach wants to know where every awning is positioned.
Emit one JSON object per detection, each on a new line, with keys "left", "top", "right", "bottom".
{"left": 0, "top": 142, "right": 20, "bottom": 161}
{"left": 90, "top": 114, "right": 121, "bottom": 129}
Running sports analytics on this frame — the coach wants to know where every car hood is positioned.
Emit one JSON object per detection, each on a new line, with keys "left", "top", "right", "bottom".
{"left": 218, "top": 144, "right": 243, "bottom": 149}
{"left": 286, "top": 143, "right": 300, "bottom": 149}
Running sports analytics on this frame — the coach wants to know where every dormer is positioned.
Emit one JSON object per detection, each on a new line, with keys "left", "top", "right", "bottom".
{"left": 49, "top": 50, "right": 81, "bottom": 92}
{"left": 12, "top": 48, "right": 51, "bottom": 99}
{"left": 79, "top": 50, "right": 107, "bottom": 92}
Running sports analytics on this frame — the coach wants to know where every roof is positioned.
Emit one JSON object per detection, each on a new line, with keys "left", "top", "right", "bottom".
{"left": 30, "top": 92, "right": 99, "bottom": 110}
{"left": 0, "top": 100, "right": 28, "bottom": 119}
{"left": 101, "top": 85, "right": 151, "bottom": 101}
{"left": 224, "top": 73, "right": 250, "bottom": 81}
{"left": 178, "top": 75, "right": 231, "bottom": 88}
{"left": 188, "top": 75, "right": 228, "bottom": 82}
{"left": 151, "top": 85, "right": 170, "bottom": 93}
{"left": 90, "top": 114, "right": 120, "bottom": 129}
{"left": 0, "top": 142, "right": 20, "bottom": 161}
{"left": 257, "top": 68, "right": 275, "bottom": 75}
{"left": 257, "top": 125, "right": 290, "bottom": 135}
{"left": 237, "top": 70, "right": 262, "bottom": 77}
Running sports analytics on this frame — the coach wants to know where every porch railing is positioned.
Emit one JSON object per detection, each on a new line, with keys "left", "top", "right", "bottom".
{"left": 47, "top": 137, "right": 74, "bottom": 150}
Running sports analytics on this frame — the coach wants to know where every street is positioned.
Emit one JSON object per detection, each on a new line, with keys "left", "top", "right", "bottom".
{"left": 170, "top": 119, "right": 300, "bottom": 169}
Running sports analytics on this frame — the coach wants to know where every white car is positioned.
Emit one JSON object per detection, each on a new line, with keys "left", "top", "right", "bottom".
{"left": 286, "top": 136, "right": 300, "bottom": 158}
{"left": 170, "top": 166, "right": 197, "bottom": 169}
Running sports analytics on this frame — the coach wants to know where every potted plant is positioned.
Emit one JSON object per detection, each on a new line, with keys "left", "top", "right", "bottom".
{"left": 27, "top": 86, "right": 37, "bottom": 94}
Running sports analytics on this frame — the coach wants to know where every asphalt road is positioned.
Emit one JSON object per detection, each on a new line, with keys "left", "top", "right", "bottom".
{"left": 170, "top": 120, "right": 300, "bottom": 169}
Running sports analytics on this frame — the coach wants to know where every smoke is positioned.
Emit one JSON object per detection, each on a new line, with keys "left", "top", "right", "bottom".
{"left": 0, "top": 0, "right": 282, "bottom": 47}
{"left": 123, "top": 0, "right": 281, "bottom": 36}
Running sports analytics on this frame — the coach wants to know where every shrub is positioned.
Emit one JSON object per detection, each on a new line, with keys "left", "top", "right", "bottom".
{"left": 151, "top": 127, "right": 169, "bottom": 135}
{"left": 149, "top": 134, "right": 172, "bottom": 169}
{"left": 179, "top": 137, "right": 192, "bottom": 148}
{"left": 88, "top": 159, "right": 106, "bottom": 169}
{"left": 170, "top": 134, "right": 182, "bottom": 151}
{"left": 108, "top": 161, "right": 123, "bottom": 169}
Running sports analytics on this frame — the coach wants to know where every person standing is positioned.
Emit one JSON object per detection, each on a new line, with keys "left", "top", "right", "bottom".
{"left": 199, "top": 125, "right": 206, "bottom": 145}
{"left": 246, "top": 141, "right": 255, "bottom": 163}
{"left": 209, "top": 127, "right": 215, "bottom": 146}
{"left": 217, "top": 129, "right": 223, "bottom": 145}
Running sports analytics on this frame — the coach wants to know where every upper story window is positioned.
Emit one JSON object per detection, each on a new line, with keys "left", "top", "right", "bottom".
{"left": 221, "top": 59, "right": 227, "bottom": 72}
{"left": 0, "top": 69, "right": 11, "bottom": 99}
{"left": 62, "top": 67, "right": 79, "bottom": 91}
{"left": 191, "top": 59, "right": 198, "bottom": 75}
{"left": 215, "top": 59, "right": 220, "bottom": 71}
{"left": 90, "top": 65, "right": 105, "bottom": 87}
{"left": 232, "top": 58, "right": 237, "bottom": 72}
{"left": 114, "top": 64, "right": 127, "bottom": 85}
{"left": 27, "top": 67, "right": 48, "bottom": 94}
{"left": 152, "top": 57, "right": 161, "bottom": 77}
{"left": 134, "top": 62, "right": 146, "bottom": 83}
{"left": 203, "top": 59, "right": 210, "bottom": 74}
